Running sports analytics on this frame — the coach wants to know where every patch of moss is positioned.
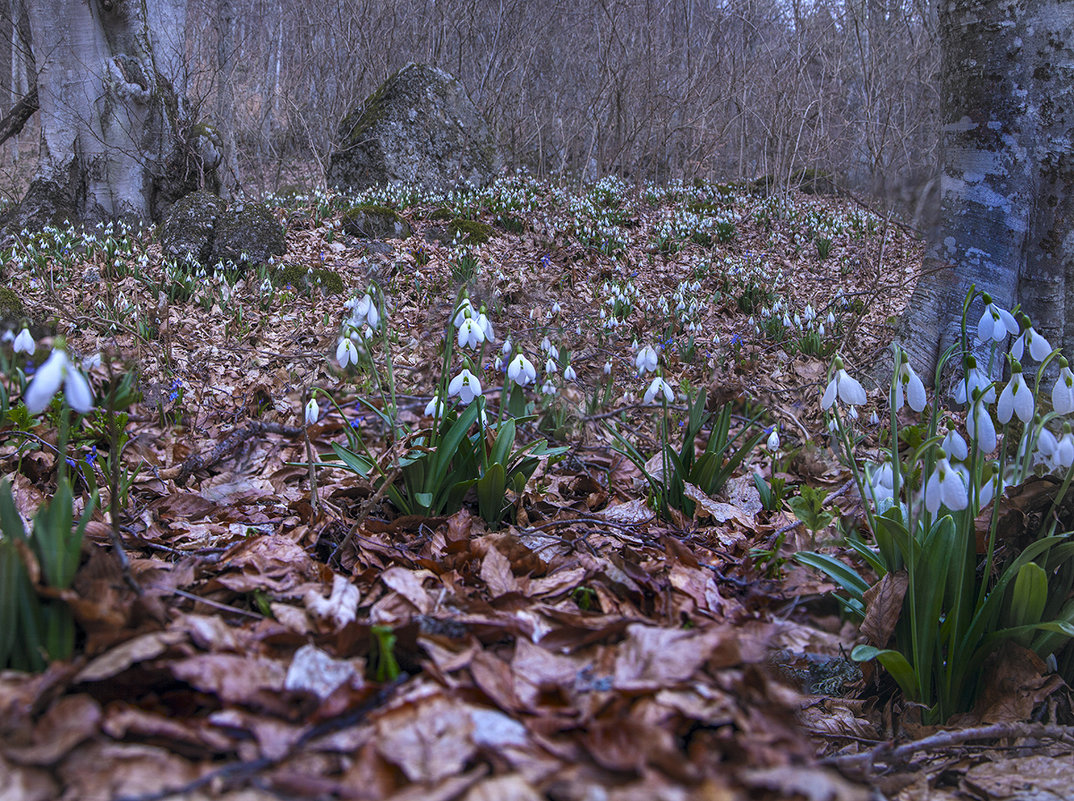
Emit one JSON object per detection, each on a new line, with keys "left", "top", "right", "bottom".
{"left": 448, "top": 218, "right": 494, "bottom": 246}
{"left": 273, "top": 263, "right": 344, "bottom": 295}
{"left": 0, "top": 286, "right": 24, "bottom": 326}
{"left": 341, "top": 204, "right": 412, "bottom": 239}
{"left": 339, "top": 75, "right": 392, "bottom": 148}
{"left": 428, "top": 207, "right": 455, "bottom": 222}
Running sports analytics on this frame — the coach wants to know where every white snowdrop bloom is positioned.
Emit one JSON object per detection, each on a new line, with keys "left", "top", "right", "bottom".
{"left": 457, "top": 317, "right": 485, "bottom": 349}
{"left": 1012, "top": 325, "right": 1052, "bottom": 362}
{"left": 954, "top": 362, "right": 996, "bottom": 405}
{"left": 827, "top": 417, "right": 839, "bottom": 434}
{"left": 942, "top": 429, "right": 969, "bottom": 462}
{"left": 353, "top": 293, "right": 379, "bottom": 328}
{"left": 82, "top": 353, "right": 102, "bottom": 371}
{"left": 766, "top": 426, "right": 780, "bottom": 450}
{"left": 967, "top": 397, "right": 998, "bottom": 453}
{"left": 635, "top": 345, "right": 659, "bottom": 374}
{"left": 643, "top": 376, "right": 674, "bottom": 404}
{"left": 818, "top": 323, "right": 826, "bottom": 337}
{"left": 336, "top": 337, "right": 358, "bottom": 368}
{"left": 1052, "top": 362, "right": 1074, "bottom": 414}
{"left": 925, "top": 456, "right": 969, "bottom": 514}
{"left": 848, "top": 405, "right": 859, "bottom": 419}
{"left": 448, "top": 368, "right": 483, "bottom": 404}
{"left": 869, "top": 409, "right": 880, "bottom": 426}
{"left": 507, "top": 353, "right": 536, "bottom": 386}
{"left": 782, "top": 314, "right": 792, "bottom": 328}
{"left": 804, "top": 304, "right": 815, "bottom": 321}
{"left": 866, "top": 462, "right": 895, "bottom": 511}
{"left": 997, "top": 368, "right": 1034, "bottom": 423}
{"left": 793, "top": 312, "right": 802, "bottom": 328}
{"left": 1036, "top": 426, "right": 1059, "bottom": 468}
{"left": 476, "top": 312, "right": 494, "bottom": 342}
{"left": 563, "top": 364, "right": 577, "bottom": 381}
{"left": 604, "top": 360, "right": 612, "bottom": 375}
{"left": 827, "top": 311, "right": 836, "bottom": 326}
{"left": 424, "top": 394, "right": 445, "bottom": 419}
{"left": 24, "top": 348, "right": 94, "bottom": 414}
{"left": 541, "top": 379, "right": 557, "bottom": 396}
{"left": 821, "top": 359, "right": 867, "bottom": 409}
{"left": 13, "top": 327, "right": 34, "bottom": 354}
{"left": 976, "top": 299, "right": 1019, "bottom": 343}
{"left": 304, "top": 398, "right": 319, "bottom": 426}
{"left": 978, "top": 470, "right": 1001, "bottom": 510}
{"left": 454, "top": 298, "right": 475, "bottom": 327}
{"left": 494, "top": 355, "right": 503, "bottom": 372}
{"left": 1058, "top": 427, "right": 1074, "bottom": 469}
{"left": 541, "top": 336, "right": 552, "bottom": 353}
{"left": 551, "top": 301, "right": 561, "bottom": 315}
{"left": 544, "top": 357, "right": 556, "bottom": 374}
{"left": 502, "top": 338, "right": 513, "bottom": 356}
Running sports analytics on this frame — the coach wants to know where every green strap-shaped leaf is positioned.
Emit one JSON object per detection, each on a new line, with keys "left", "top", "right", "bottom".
{"left": 852, "top": 645, "right": 920, "bottom": 701}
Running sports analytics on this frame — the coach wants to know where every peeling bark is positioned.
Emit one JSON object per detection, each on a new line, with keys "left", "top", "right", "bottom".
{"left": 895, "top": 0, "right": 1074, "bottom": 383}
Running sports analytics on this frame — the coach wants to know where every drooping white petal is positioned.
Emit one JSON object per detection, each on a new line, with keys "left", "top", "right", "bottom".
{"left": 837, "top": 370, "right": 867, "bottom": 405}
{"left": 821, "top": 377, "right": 838, "bottom": 410}
{"left": 924, "top": 468, "right": 942, "bottom": 514}
{"left": 1012, "top": 374, "right": 1034, "bottom": 422}
{"left": 24, "top": 349, "right": 67, "bottom": 414}
{"left": 942, "top": 430, "right": 968, "bottom": 462}
{"left": 967, "top": 401, "right": 997, "bottom": 453}
{"left": 12, "top": 328, "right": 34, "bottom": 354}
{"left": 304, "top": 398, "right": 319, "bottom": 425}
{"left": 336, "top": 337, "right": 358, "bottom": 368}
{"left": 939, "top": 461, "right": 969, "bottom": 511}
{"left": 63, "top": 367, "right": 94, "bottom": 414}
{"left": 1058, "top": 433, "right": 1074, "bottom": 468}
{"left": 1029, "top": 328, "right": 1053, "bottom": 361}
{"left": 997, "top": 381, "right": 1016, "bottom": 424}
{"left": 1052, "top": 367, "right": 1074, "bottom": 414}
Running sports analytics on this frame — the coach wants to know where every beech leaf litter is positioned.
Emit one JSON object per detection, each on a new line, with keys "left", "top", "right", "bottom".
{"left": 2, "top": 177, "right": 1071, "bottom": 800}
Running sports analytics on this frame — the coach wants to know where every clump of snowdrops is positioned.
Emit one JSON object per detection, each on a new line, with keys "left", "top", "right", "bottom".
{"left": 801, "top": 287, "right": 1074, "bottom": 722}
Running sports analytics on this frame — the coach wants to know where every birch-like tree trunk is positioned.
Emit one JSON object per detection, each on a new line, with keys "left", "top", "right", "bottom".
{"left": 897, "top": 0, "right": 1074, "bottom": 382}
{"left": 18, "top": 0, "right": 223, "bottom": 226}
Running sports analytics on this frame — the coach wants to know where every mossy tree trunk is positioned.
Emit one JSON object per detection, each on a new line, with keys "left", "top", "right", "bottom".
{"left": 18, "top": 0, "right": 224, "bottom": 227}
{"left": 896, "top": 0, "right": 1074, "bottom": 382}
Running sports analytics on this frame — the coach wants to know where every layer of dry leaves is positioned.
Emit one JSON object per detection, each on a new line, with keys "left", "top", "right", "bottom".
{"left": 2, "top": 183, "right": 1072, "bottom": 801}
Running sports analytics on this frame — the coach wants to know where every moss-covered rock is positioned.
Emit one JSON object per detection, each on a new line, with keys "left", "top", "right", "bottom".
{"left": 212, "top": 202, "right": 286, "bottom": 268}
{"left": 341, "top": 204, "right": 412, "bottom": 240}
{"left": 328, "top": 63, "right": 503, "bottom": 194}
{"left": 427, "top": 207, "right": 455, "bottom": 222}
{"left": 448, "top": 218, "right": 494, "bottom": 246}
{"left": 161, "top": 189, "right": 227, "bottom": 264}
{"left": 0, "top": 286, "right": 25, "bottom": 328}
{"left": 272, "top": 263, "right": 344, "bottom": 295}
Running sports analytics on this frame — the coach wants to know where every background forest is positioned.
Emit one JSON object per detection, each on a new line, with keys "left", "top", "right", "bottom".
{"left": 0, "top": 0, "right": 937, "bottom": 208}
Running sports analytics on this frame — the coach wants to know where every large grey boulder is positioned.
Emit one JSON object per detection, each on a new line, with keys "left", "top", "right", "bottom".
{"left": 161, "top": 189, "right": 226, "bottom": 264}
{"left": 212, "top": 201, "right": 286, "bottom": 267}
{"left": 328, "top": 64, "right": 502, "bottom": 194}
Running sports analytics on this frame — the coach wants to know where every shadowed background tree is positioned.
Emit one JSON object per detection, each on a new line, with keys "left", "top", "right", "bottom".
{"left": 14, "top": 0, "right": 227, "bottom": 227}
{"left": 896, "top": 0, "right": 1074, "bottom": 381}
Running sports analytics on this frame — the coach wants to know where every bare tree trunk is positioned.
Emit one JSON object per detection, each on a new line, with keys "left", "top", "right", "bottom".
{"left": 894, "top": 0, "right": 1049, "bottom": 383}
{"left": 17, "top": 0, "right": 222, "bottom": 227}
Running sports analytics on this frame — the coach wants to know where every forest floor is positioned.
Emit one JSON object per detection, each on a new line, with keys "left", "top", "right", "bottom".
{"left": 1, "top": 176, "right": 1070, "bottom": 801}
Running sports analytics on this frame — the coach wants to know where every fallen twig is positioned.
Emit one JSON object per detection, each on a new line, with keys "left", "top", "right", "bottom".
{"left": 161, "top": 420, "right": 302, "bottom": 486}
{"left": 825, "top": 721, "right": 1074, "bottom": 776}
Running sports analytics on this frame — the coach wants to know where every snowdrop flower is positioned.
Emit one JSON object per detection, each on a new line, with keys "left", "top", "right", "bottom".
{"left": 448, "top": 368, "right": 483, "bottom": 404}
{"left": 766, "top": 426, "right": 780, "bottom": 450}
{"left": 954, "top": 358, "right": 996, "bottom": 405}
{"left": 942, "top": 429, "right": 969, "bottom": 462}
{"left": 643, "top": 376, "right": 674, "bottom": 404}
{"left": 457, "top": 317, "right": 485, "bottom": 349}
{"left": 1012, "top": 320, "right": 1052, "bottom": 362}
{"left": 454, "top": 297, "right": 475, "bottom": 327}
{"left": 545, "top": 357, "right": 556, "bottom": 374}
{"left": 353, "top": 292, "right": 379, "bottom": 329}
{"left": 1052, "top": 358, "right": 1074, "bottom": 414}
{"left": 507, "top": 353, "right": 536, "bottom": 386}
{"left": 336, "top": 336, "right": 359, "bottom": 368}
{"left": 821, "top": 357, "right": 867, "bottom": 409}
{"left": 502, "top": 338, "right": 513, "bottom": 356}
{"left": 541, "top": 379, "right": 557, "bottom": 396}
{"left": 304, "top": 398, "right": 319, "bottom": 426}
{"left": 551, "top": 301, "right": 561, "bottom": 315}
{"left": 967, "top": 396, "right": 998, "bottom": 453}
{"left": 563, "top": 364, "right": 577, "bottom": 381}
{"left": 1058, "top": 424, "right": 1074, "bottom": 469}
{"left": 925, "top": 454, "right": 969, "bottom": 514}
{"left": 13, "top": 327, "right": 34, "bottom": 354}
{"left": 818, "top": 323, "right": 826, "bottom": 337}
{"left": 541, "top": 335, "right": 552, "bottom": 353}
{"left": 997, "top": 364, "right": 1034, "bottom": 423}
{"left": 976, "top": 295, "right": 1019, "bottom": 344}
{"left": 424, "top": 394, "right": 445, "bottom": 419}
{"left": 476, "top": 311, "right": 494, "bottom": 342}
{"left": 493, "top": 355, "right": 503, "bottom": 372}
{"left": 827, "top": 311, "right": 836, "bottom": 326}
{"left": 635, "top": 345, "right": 659, "bottom": 374}
{"left": 24, "top": 348, "right": 94, "bottom": 414}
{"left": 603, "top": 360, "right": 612, "bottom": 376}
{"left": 866, "top": 462, "right": 895, "bottom": 511}
{"left": 1036, "top": 425, "right": 1059, "bottom": 468}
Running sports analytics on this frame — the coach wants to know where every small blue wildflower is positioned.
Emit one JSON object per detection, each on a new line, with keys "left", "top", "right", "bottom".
{"left": 24, "top": 359, "right": 35, "bottom": 376}
{"left": 350, "top": 416, "right": 362, "bottom": 430}
{"left": 85, "top": 446, "right": 97, "bottom": 464}
{"left": 730, "top": 334, "right": 742, "bottom": 346}
{"left": 66, "top": 457, "right": 77, "bottom": 469}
